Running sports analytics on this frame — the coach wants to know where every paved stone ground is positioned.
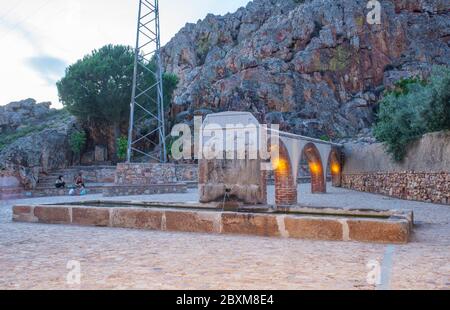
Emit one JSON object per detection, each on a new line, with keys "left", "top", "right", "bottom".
{"left": 0, "top": 184, "right": 449, "bottom": 290}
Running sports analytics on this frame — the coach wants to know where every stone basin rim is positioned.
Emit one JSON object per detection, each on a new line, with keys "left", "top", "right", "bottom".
{"left": 33, "top": 200, "right": 413, "bottom": 222}
{"left": 12, "top": 202, "right": 413, "bottom": 244}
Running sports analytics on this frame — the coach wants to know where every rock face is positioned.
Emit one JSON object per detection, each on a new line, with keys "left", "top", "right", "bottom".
{"left": 81, "top": 119, "right": 128, "bottom": 164}
{"left": 0, "top": 99, "right": 52, "bottom": 134}
{"left": 162, "top": 0, "right": 450, "bottom": 139}
{"left": 0, "top": 99, "right": 76, "bottom": 189}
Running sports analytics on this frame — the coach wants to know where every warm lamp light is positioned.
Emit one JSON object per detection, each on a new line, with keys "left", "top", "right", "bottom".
{"left": 331, "top": 163, "right": 341, "bottom": 174}
{"left": 272, "top": 158, "right": 288, "bottom": 171}
{"left": 309, "top": 162, "right": 321, "bottom": 174}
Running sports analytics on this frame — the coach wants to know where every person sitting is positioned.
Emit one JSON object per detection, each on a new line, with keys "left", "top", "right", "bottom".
{"left": 74, "top": 172, "right": 85, "bottom": 190}
{"left": 55, "top": 176, "right": 66, "bottom": 189}
{"left": 80, "top": 186, "right": 88, "bottom": 196}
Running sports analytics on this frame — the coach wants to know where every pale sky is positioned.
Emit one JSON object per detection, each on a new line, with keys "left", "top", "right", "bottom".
{"left": 0, "top": 0, "right": 250, "bottom": 108}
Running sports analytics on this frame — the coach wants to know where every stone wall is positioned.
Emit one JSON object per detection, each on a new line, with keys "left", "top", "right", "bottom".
{"left": 174, "top": 164, "right": 198, "bottom": 182}
{"left": 48, "top": 166, "right": 116, "bottom": 184}
{"left": 341, "top": 172, "right": 450, "bottom": 205}
{"left": 342, "top": 131, "right": 450, "bottom": 205}
{"left": 115, "top": 163, "right": 197, "bottom": 185}
{"left": 0, "top": 171, "right": 21, "bottom": 188}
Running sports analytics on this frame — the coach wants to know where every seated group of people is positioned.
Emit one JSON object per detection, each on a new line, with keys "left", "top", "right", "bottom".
{"left": 55, "top": 173, "right": 85, "bottom": 192}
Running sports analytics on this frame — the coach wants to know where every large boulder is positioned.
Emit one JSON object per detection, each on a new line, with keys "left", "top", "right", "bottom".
{"left": 0, "top": 99, "right": 76, "bottom": 189}
{"left": 162, "top": 0, "right": 450, "bottom": 139}
{"left": 0, "top": 99, "right": 53, "bottom": 133}
{"left": 0, "top": 127, "right": 75, "bottom": 189}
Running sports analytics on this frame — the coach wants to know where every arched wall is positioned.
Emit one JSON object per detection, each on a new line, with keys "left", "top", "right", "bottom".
{"left": 302, "top": 143, "right": 326, "bottom": 194}
{"left": 273, "top": 140, "right": 297, "bottom": 205}
{"left": 328, "top": 148, "right": 342, "bottom": 187}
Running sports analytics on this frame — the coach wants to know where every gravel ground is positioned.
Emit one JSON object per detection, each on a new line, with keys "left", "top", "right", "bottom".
{"left": 0, "top": 184, "right": 449, "bottom": 290}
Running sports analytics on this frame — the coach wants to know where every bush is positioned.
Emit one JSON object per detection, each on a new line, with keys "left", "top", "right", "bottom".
{"left": 69, "top": 130, "right": 87, "bottom": 155}
{"left": 421, "top": 68, "right": 450, "bottom": 132}
{"left": 117, "top": 136, "right": 128, "bottom": 161}
{"left": 319, "top": 135, "right": 330, "bottom": 142}
{"left": 374, "top": 66, "right": 450, "bottom": 161}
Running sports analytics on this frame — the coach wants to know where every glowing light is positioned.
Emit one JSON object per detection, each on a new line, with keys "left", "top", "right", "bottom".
{"left": 272, "top": 157, "right": 288, "bottom": 171}
{"left": 331, "top": 163, "right": 341, "bottom": 174}
{"left": 309, "top": 162, "right": 321, "bottom": 174}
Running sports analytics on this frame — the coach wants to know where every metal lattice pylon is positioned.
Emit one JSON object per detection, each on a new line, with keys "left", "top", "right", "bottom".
{"left": 127, "top": 0, "right": 167, "bottom": 163}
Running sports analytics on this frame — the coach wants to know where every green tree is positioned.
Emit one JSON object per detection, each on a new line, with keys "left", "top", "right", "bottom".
{"left": 374, "top": 66, "right": 450, "bottom": 161}
{"left": 374, "top": 89, "right": 426, "bottom": 161}
{"left": 421, "top": 67, "right": 450, "bottom": 132}
{"left": 163, "top": 73, "right": 179, "bottom": 111}
{"left": 57, "top": 44, "right": 178, "bottom": 161}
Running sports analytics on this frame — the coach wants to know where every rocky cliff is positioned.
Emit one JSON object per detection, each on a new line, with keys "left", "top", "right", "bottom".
{"left": 162, "top": 0, "right": 450, "bottom": 139}
{"left": 0, "top": 99, "right": 76, "bottom": 189}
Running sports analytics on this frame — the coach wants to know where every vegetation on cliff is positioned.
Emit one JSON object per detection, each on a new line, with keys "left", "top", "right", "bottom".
{"left": 0, "top": 107, "right": 72, "bottom": 151}
{"left": 68, "top": 130, "right": 87, "bottom": 162}
{"left": 374, "top": 66, "right": 450, "bottom": 161}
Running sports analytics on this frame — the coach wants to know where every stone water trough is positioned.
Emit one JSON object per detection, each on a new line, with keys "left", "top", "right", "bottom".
{"left": 12, "top": 201, "right": 413, "bottom": 244}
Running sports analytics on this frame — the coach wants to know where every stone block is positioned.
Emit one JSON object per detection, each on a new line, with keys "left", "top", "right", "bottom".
{"left": 34, "top": 206, "right": 70, "bottom": 224}
{"left": 72, "top": 207, "right": 110, "bottom": 227}
{"left": 111, "top": 208, "right": 163, "bottom": 230}
{"left": 165, "top": 211, "right": 219, "bottom": 233}
{"left": 284, "top": 217, "right": 343, "bottom": 241}
{"left": 12, "top": 205, "right": 37, "bottom": 222}
{"left": 347, "top": 219, "right": 410, "bottom": 244}
{"left": 94, "top": 145, "right": 108, "bottom": 162}
{"left": 221, "top": 213, "right": 280, "bottom": 237}
{"left": 13, "top": 205, "right": 33, "bottom": 215}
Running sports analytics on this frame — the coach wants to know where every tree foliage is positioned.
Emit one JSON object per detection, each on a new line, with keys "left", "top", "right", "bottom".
{"left": 374, "top": 66, "right": 450, "bottom": 161}
{"left": 57, "top": 44, "right": 179, "bottom": 126}
{"left": 57, "top": 45, "right": 133, "bottom": 124}
{"left": 57, "top": 44, "right": 179, "bottom": 161}
{"left": 69, "top": 130, "right": 87, "bottom": 155}
{"left": 421, "top": 68, "right": 450, "bottom": 132}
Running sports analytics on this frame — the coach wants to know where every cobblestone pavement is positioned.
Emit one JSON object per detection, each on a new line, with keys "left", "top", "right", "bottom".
{"left": 0, "top": 185, "right": 449, "bottom": 290}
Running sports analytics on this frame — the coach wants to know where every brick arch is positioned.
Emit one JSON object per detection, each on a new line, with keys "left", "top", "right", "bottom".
{"left": 302, "top": 143, "right": 326, "bottom": 194}
{"left": 327, "top": 148, "right": 342, "bottom": 187}
{"left": 273, "top": 140, "right": 297, "bottom": 205}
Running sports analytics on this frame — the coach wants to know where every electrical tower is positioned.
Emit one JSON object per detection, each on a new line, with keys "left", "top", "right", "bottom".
{"left": 127, "top": 0, "right": 167, "bottom": 163}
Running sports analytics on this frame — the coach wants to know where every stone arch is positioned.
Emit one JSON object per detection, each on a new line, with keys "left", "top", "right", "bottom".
{"left": 302, "top": 143, "right": 326, "bottom": 194}
{"left": 273, "top": 140, "right": 297, "bottom": 205}
{"left": 327, "top": 148, "right": 342, "bottom": 187}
